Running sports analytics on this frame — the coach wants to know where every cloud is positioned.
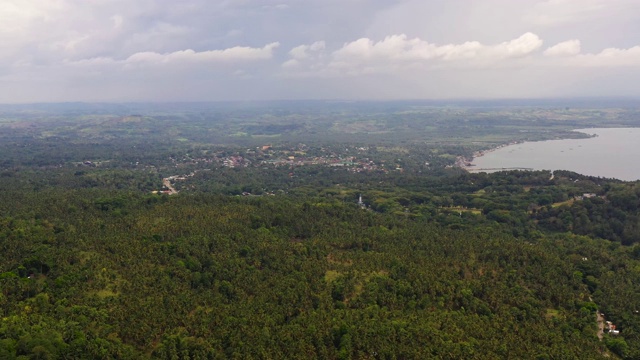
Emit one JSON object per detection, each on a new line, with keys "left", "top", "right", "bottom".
{"left": 0, "top": 1, "right": 60, "bottom": 35}
{"left": 544, "top": 40, "right": 581, "bottom": 56}
{"left": 282, "top": 41, "right": 326, "bottom": 68}
{"left": 2, "top": 0, "right": 640, "bottom": 102}
{"left": 283, "top": 31, "right": 640, "bottom": 81}
{"left": 67, "top": 42, "right": 280, "bottom": 68}
{"left": 282, "top": 33, "right": 544, "bottom": 77}
{"left": 576, "top": 46, "right": 640, "bottom": 67}
{"left": 332, "top": 33, "right": 542, "bottom": 63}
{"left": 540, "top": 42, "right": 640, "bottom": 67}
{"left": 491, "top": 32, "right": 544, "bottom": 58}
{"left": 125, "top": 43, "right": 279, "bottom": 65}
{"left": 0, "top": 0, "right": 279, "bottom": 65}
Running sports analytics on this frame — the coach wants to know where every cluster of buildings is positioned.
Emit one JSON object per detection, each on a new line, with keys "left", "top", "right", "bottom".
{"left": 605, "top": 320, "right": 620, "bottom": 335}
{"left": 261, "top": 155, "right": 384, "bottom": 173}
{"left": 222, "top": 156, "right": 250, "bottom": 168}
{"left": 254, "top": 144, "right": 388, "bottom": 173}
{"left": 163, "top": 144, "right": 392, "bottom": 173}
{"left": 575, "top": 193, "right": 599, "bottom": 201}
{"left": 166, "top": 153, "right": 251, "bottom": 169}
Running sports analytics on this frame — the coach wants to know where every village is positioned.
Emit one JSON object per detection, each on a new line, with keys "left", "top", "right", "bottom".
{"left": 156, "top": 144, "right": 389, "bottom": 172}
{"left": 152, "top": 144, "right": 391, "bottom": 194}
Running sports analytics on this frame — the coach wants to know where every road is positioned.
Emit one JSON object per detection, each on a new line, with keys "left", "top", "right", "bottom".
{"left": 162, "top": 178, "right": 178, "bottom": 195}
{"left": 596, "top": 311, "right": 605, "bottom": 341}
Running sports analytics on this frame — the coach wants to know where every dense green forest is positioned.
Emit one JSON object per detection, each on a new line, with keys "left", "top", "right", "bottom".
{"left": 2, "top": 102, "right": 640, "bottom": 359}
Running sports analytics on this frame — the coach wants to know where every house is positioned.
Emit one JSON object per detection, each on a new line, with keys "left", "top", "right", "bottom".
{"left": 605, "top": 321, "right": 621, "bottom": 335}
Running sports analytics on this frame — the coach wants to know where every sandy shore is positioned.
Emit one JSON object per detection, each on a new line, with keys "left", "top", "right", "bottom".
{"left": 456, "top": 140, "right": 523, "bottom": 172}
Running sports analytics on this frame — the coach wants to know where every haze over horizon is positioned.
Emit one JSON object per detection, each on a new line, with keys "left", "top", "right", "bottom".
{"left": 2, "top": 0, "right": 640, "bottom": 103}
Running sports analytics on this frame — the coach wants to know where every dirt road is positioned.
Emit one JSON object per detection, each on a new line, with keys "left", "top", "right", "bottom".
{"left": 596, "top": 311, "right": 605, "bottom": 341}
{"left": 162, "top": 178, "right": 178, "bottom": 195}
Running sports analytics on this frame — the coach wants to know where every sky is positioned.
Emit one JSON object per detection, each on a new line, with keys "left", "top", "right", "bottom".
{"left": 1, "top": 0, "right": 640, "bottom": 103}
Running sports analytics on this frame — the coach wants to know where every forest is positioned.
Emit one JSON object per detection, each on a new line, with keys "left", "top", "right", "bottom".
{"left": 1, "top": 101, "right": 640, "bottom": 359}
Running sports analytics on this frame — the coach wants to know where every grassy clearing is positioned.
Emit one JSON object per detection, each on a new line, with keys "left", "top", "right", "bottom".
{"left": 552, "top": 199, "right": 575, "bottom": 208}
{"left": 545, "top": 308, "right": 563, "bottom": 320}
{"left": 324, "top": 270, "right": 341, "bottom": 283}
{"left": 443, "top": 207, "right": 482, "bottom": 215}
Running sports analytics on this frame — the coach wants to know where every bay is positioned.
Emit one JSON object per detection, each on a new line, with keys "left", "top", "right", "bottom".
{"left": 470, "top": 128, "right": 640, "bottom": 181}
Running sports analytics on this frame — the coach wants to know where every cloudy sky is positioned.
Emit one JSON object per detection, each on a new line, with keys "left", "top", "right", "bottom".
{"left": 1, "top": 0, "right": 639, "bottom": 102}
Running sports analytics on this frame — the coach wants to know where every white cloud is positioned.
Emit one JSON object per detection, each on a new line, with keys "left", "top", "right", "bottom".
{"left": 308, "top": 41, "right": 325, "bottom": 52}
{"left": 576, "top": 46, "right": 640, "bottom": 66}
{"left": 288, "top": 41, "right": 325, "bottom": 60}
{"left": 319, "top": 33, "right": 544, "bottom": 75}
{"left": 282, "top": 41, "right": 325, "bottom": 68}
{"left": 0, "top": 1, "right": 60, "bottom": 35}
{"left": 0, "top": 1, "right": 66, "bottom": 59}
{"left": 544, "top": 40, "right": 581, "bottom": 56}
{"left": 67, "top": 42, "right": 280, "bottom": 67}
{"left": 491, "top": 32, "right": 544, "bottom": 58}
{"left": 332, "top": 33, "right": 542, "bottom": 64}
{"left": 2, "top": 0, "right": 640, "bottom": 102}
{"left": 433, "top": 41, "right": 483, "bottom": 61}
{"left": 128, "top": 44, "right": 275, "bottom": 64}
{"left": 0, "top": 1, "right": 136, "bottom": 63}
{"left": 283, "top": 31, "right": 640, "bottom": 82}
{"left": 66, "top": 57, "right": 118, "bottom": 67}
{"left": 289, "top": 46, "right": 310, "bottom": 60}
{"left": 282, "top": 59, "right": 300, "bottom": 68}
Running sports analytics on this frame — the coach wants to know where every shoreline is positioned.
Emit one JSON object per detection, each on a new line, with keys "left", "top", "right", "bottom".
{"left": 454, "top": 127, "right": 640, "bottom": 181}
{"left": 455, "top": 140, "right": 523, "bottom": 172}
{"left": 455, "top": 129, "right": 601, "bottom": 173}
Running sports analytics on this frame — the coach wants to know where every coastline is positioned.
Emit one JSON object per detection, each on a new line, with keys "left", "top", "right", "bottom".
{"left": 454, "top": 127, "right": 640, "bottom": 181}
{"left": 455, "top": 140, "right": 523, "bottom": 172}
{"left": 455, "top": 129, "right": 600, "bottom": 173}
